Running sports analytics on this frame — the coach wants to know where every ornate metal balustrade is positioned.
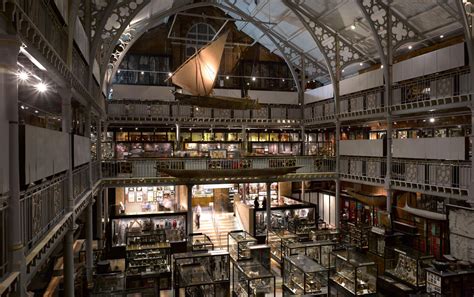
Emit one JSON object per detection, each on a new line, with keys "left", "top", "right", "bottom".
{"left": 101, "top": 156, "right": 336, "bottom": 179}
{"left": 340, "top": 156, "right": 471, "bottom": 197}
{"left": 91, "top": 160, "right": 101, "bottom": 185}
{"left": 72, "top": 164, "right": 91, "bottom": 201}
{"left": 0, "top": 194, "right": 7, "bottom": 280}
{"left": 20, "top": 175, "right": 67, "bottom": 253}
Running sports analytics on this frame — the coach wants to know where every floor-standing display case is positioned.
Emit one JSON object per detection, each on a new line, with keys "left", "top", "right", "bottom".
{"left": 367, "top": 228, "right": 403, "bottom": 273}
{"left": 283, "top": 254, "right": 329, "bottom": 296}
{"left": 249, "top": 245, "right": 271, "bottom": 270}
{"left": 343, "top": 222, "right": 371, "bottom": 250}
{"left": 232, "top": 260, "right": 275, "bottom": 297}
{"left": 228, "top": 231, "right": 258, "bottom": 261}
{"left": 173, "top": 250, "right": 230, "bottom": 297}
{"left": 384, "top": 246, "right": 433, "bottom": 290}
{"left": 425, "top": 267, "right": 474, "bottom": 296}
{"left": 126, "top": 241, "right": 171, "bottom": 291}
{"left": 283, "top": 240, "right": 337, "bottom": 269}
{"left": 189, "top": 233, "right": 214, "bottom": 252}
{"left": 267, "top": 230, "right": 298, "bottom": 265}
{"left": 91, "top": 272, "right": 125, "bottom": 296}
{"left": 310, "top": 229, "right": 340, "bottom": 242}
{"left": 329, "top": 249, "right": 377, "bottom": 296}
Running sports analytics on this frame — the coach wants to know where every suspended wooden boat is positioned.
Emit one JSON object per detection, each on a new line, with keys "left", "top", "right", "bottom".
{"left": 158, "top": 166, "right": 301, "bottom": 179}
{"left": 168, "top": 31, "right": 260, "bottom": 110}
{"left": 400, "top": 202, "right": 447, "bottom": 221}
{"left": 346, "top": 189, "right": 387, "bottom": 208}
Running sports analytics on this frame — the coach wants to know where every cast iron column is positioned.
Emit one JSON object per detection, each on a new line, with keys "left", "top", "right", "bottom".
{"left": 61, "top": 89, "right": 75, "bottom": 297}
{"left": 1, "top": 33, "right": 26, "bottom": 296}
{"left": 385, "top": 7, "right": 394, "bottom": 212}
{"left": 187, "top": 184, "right": 194, "bottom": 235}
{"left": 84, "top": 106, "right": 93, "bottom": 283}
{"left": 96, "top": 120, "right": 103, "bottom": 248}
{"left": 266, "top": 182, "right": 272, "bottom": 232}
{"left": 334, "top": 35, "right": 341, "bottom": 229}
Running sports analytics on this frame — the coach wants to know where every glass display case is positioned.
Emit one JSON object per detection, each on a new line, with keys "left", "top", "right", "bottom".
{"left": 91, "top": 272, "right": 125, "bottom": 296}
{"left": 189, "top": 233, "right": 214, "bottom": 252}
{"left": 384, "top": 246, "right": 433, "bottom": 288}
{"left": 287, "top": 217, "right": 317, "bottom": 235}
{"left": 267, "top": 230, "right": 298, "bottom": 265}
{"left": 173, "top": 250, "right": 230, "bottom": 297}
{"left": 228, "top": 231, "right": 258, "bottom": 261}
{"left": 425, "top": 267, "right": 474, "bottom": 296}
{"left": 283, "top": 240, "right": 337, "bottom": 269}
{"left": 283, "top": 254, "right": 329, "bottom": 296}
{"left": 310, "top": 229, "right": 340, "bottom": 242}
{"left": 368, "top": 228, "right": 403, "bottom": 258}
{"left": 342, "top": 222, "right": 371, "bottom": 250}
{"left": 329, "top": 249, "right": 378, "bottom": 296}
{"left": 249, "top": 244, "right": 271, "bottom": 270}
{"left": 111, "top": 212, "right": 187, "bottom": 248}
{"left": 126, "top": 241, "right": 171, "bottom": 276}
{"left": 232, "top": 260, "right": 275, "bottom": 297}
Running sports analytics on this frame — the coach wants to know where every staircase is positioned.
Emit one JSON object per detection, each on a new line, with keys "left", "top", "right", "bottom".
{"left": 197, "top": 208, "right": 242, "bottom": 250}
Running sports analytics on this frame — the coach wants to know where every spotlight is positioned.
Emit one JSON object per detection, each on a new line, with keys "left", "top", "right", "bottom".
{"left": 168, "top": 72, "right": 172, "bottom": 77}
{"left": 252, "top": 76, "right": 256, "bottom": 81}
{"left": 282, "top": 79, "right": 285, "bottom": 82}
{"left": 117, "top": 70, "right": 121, "bottom": 74}
{"left": 440, "top": 35, "right": 444, "bottom": 39}
{"left": 408, "top": 45, "right": 413, "bottom": 50}
{"left": 429, "top": 117, "right": 435, "bottom": 123}
{"left": 34, "top": 110, "right": 39, "bottom": 114}
{"left": 18, "top": 71, "right": 29, "bottom": 81}
{"left": 247, "top": 82, "right": 250, "bottom": 86}
{"left": 380, "top": 65, "right": 384, "bottom": 69}
{"left": 20, "top": 105, "right": 25, "bottom": 109}
{"left": 226, "top": 76, "right": 229, "bottom": 80}
{"left": 350, "top": 24, "right": 356, "bottom": 30}
{"left": 35, "top": 82, "right": 47, "bottom": 93}
{"left": 359, "top": 62, "right": 363, "bottom": 66}
{"left": 196, "top": 107, "right": 199, "bottom": 111}
{"left": 140, "top": 71, "right": 144, "bottom": 75}
{"left": 342, "top": 69, "right": 345, "bottom": 73}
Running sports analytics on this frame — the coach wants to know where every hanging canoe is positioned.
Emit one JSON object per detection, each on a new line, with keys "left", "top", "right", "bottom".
{"left": 346, "top": 189, "right": 387, "bottom": 208}
{"left": 158, "top": 166, "right": 301, "bottom": 179}
{"left": 169, "top": 31, "right": 259, "bottom": 110}
{"left": 400, "top": 202, "right": 447, "bottom": 221}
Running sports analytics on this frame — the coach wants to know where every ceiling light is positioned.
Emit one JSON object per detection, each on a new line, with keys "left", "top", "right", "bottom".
{"left": 226, "top": 76, "right": 229, "bottom": 80}
{"left": 252, "top": 76, "right": 256, "bottom": 81}
{"left": 359, "top": 62, "right": 363, "bottom": 66}
{"left": 35, "top": 82, "right": 47, "bottom": 92}
{"left": 168, "top": 72, "right": 172, "bottom": 77}
{"left": 247, "top": 82, "right": 250, "bottom": 85}
{"left": 135, "top": 127, "right": 138, "bottom": 130}
{"left": 18, "top": 71, "right": 29, "bottom": 81}
{"left": 282, "top": 79, "right": 285, "bottom": 82}
{"left": 429, "top": 117, "right": 435, "bottom": 123}
{"left": 34, "top": 110, "right": 39, "bottom": 114}
{"left": 20, "top": 105, "right": 25, "bottom": 109}
{"left": 342, "top": 69, "right": 345, "bottom": 73}
{"left": 440, "top": 35, "right": 444, "bottom": 39}
{"left": 350, "top": 24, "right": 356, "bottom": 30}
{"left": 140, "top": 71, "right": 144, "bottom": 75}
{"left": 195, "top": 107, "right": 199, "bottom": 111}
{"left": 380, "top": 65, "right": 384, "bottom": 69}
{"left": 117, "top": 70, "right": 121, "bottom": 74}
{"left": 408, "top": 45, "right": 413, "bottom": 50}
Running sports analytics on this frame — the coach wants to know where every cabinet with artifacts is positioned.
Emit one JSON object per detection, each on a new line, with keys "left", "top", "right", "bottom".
{"left": 228, "top": 231, "right": 258, "bottom": 261}
{"left": 329, "top": 249, "right": 377, "bottom": 296}
{"left": 368, "top": 227, "right": 403, "bottom": 273}
{"left": 283, "top": 254, "right": 329, "bottom": 296}
{"left": 283, "top": 240, "right": 337, "bottom": 269}
{"left": 125, "top": 241, "right": 171, "bottom": 290}
{"left": 232, "top": 260, "right": 275, "bottom": 297}
{"left": 267, "top": 230, "right": 298, "bottom": 265}
{"left": 425, "top": 266, "right": 474, "bottom": 296}
{"left": 384, "top": 246, "right": 433, "bottom": 289}
{"left": 173, "top": 250, "right": 230, "bottom": 297}
{"left": 342, "top": 222, "right": 371, "bottom": 250}
{"left": 310, "top": 229, "right": 341, "bottom": 242}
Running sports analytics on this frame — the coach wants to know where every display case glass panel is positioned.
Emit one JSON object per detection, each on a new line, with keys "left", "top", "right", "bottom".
{"left": 233, "top": 260, "right": 275, "bottom": 297}
{"left": 126, "top": 241, "right": 171, "bottom": 276}
{"left": 228, "top": 231, "right": 258, "bottom": 261}
{"left": 330, "top": 249, "right": 378, "bottom": 296}
{"left": 384, "top": 246, "right": 433, "bottom": 288}
{"left": 283, "top": 240, "right": 336, "bottom": 269}
{"left": 189, "top": 233, "right": 214, "bottom": 252}
{"left": 173, "top": 250, "right": 230, "bottom": 296}
{"left": 267, "top": 230, "right": 298, "bottom": 264}
{"left": 283, "top": 254, "right": 329, "bottom": 296}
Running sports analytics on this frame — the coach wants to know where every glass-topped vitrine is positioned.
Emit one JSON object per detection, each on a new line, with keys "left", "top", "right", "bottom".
{"left": 233, "top": 260, "right": 275, "bottom": 297}
{"left": 283, "top": 240, "right": 337, "bottom": 269}
{"left": 189, "top": 233, "right": 214, "bottom": 252}
{"left": 267, "top": 230, "right": 298, "bottom": 264}
{"left": 329, "top": 249, "right": 378, "bottom": 296}
{"left": 173, "top": 250, "right": 230, "bottom": 297}
{"left": 228, "top": 231, "right": 258, "bottom": 261}
{"left": 384, "top": 245, "right": 433, "bottom": 288}
{"left": 283, "top": 254, "right": 329, "bottom": 296}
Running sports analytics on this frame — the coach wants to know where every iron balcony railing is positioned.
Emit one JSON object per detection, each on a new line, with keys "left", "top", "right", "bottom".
{"left": 20, "top": 175, "right": 67, "bottom": 253}
{"left": 101, "top": 156, "right": 337, "bottom": 178}
{"left": 340, "top": 156, "right": 471, "bottom": 191}
{"left": 91, "top": 160, "right": 101, "bottom": 185}
{"left": 73, "top": 165, "right": 91, "bottom": 202}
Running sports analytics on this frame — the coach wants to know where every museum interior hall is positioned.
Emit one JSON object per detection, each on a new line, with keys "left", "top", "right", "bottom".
{"left": 0, "top": 0, "right": 474, "bottom": 296}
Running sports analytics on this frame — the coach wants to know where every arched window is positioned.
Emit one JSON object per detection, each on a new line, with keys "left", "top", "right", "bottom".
{"left": 185, "top": 23, "right": 216, "bottom": 57}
